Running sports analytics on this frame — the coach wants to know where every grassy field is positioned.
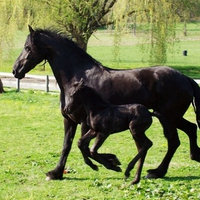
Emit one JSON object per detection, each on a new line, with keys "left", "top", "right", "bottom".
{"left": 1, "top": 23, "right": 200, "bottom": 77}
{"left": 1, "top": 90, "right": 200, "bottom": 199}
{"left": 1, "top": 23, "right": 200, "bottom": 199}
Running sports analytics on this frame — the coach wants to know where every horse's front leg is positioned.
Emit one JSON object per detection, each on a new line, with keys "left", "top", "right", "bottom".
{"left": 46, "top": 117, "right": 77, "bottom": 180}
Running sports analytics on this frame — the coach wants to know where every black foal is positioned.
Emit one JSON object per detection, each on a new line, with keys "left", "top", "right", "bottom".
{"left": 66, "top": 79, "right": 167, "bottom": 184}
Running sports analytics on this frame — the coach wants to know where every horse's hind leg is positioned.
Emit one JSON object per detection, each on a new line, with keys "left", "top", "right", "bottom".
{"left": 78, "top": 129, "right": 99, "bottom": 171}
{"left": 125, "top": 122, "right": 153, "bottom": 184}
{"left": 177, "top": 118, "right": 200, "bottom": 161}
{"left": 147, "top": 127, "right": 180, "bottom": 179}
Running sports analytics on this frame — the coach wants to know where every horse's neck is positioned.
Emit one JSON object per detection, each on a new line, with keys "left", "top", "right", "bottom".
{"left": 80, "top": 87, "right": 109, "bottom": 115}
{"left": 48, "top": 58, "right": 102, "bottom": 89}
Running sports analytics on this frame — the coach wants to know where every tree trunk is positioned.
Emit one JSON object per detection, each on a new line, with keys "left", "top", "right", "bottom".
{"left": 0, "top": 78, "right": 4, "bottom": 93}
{"left": 72, "top": 32, "right": 91, "bottom": 52}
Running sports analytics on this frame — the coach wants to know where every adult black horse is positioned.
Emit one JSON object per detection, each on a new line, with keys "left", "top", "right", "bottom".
{"left": 13, "top": 26, "right": 200, "bottom": 181}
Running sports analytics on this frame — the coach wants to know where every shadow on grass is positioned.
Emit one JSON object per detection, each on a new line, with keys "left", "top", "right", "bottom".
{"left": 62, "top": 175, "right": 123, "bottom": 181}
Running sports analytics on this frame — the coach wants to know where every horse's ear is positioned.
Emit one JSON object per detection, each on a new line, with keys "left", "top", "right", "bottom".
{"left": 28, "top": 25, "right": 35, "bottom": 37}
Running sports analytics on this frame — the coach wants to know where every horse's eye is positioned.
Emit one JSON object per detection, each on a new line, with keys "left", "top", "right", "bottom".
{"left": 25, "top": 46, "right": 31, "bottom": 52}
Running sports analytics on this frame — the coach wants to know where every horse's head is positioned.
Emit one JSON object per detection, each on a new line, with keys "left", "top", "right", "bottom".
{"left": 66, "top": 79, "right": 84, "bottom": 114}
{"left": 13, "top": 26, "right": 48, "bottom": 79}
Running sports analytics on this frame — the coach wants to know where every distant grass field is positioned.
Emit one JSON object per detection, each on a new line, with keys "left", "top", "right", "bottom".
{"left": 1, "top": 22, "right": 200, "bottom": 78}
{"left": 1, "top": 90, "right": 200, "bottom": 199}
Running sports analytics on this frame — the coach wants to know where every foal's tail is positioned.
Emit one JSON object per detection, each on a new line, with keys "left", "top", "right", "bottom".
{"left": 187, "top": 77, "right": 200, "bottom": 128}
{"left": 151, "top": 111, "right": 169, "bottom": 138}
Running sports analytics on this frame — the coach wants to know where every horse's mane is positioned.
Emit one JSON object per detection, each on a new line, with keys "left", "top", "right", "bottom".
{"left": 35, "top": 28, "right": 103, "bottom": 67}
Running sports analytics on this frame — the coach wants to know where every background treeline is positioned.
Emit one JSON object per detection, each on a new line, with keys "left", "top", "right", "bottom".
{"left": 0, "top": 0, "right": 200, "bottom": 65}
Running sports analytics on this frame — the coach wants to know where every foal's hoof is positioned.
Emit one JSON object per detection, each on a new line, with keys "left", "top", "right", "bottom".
{"left": 91, "top": 164, "right": 99, "bottom": 171}
{"left": 131, "top": 178, "right": 140, "bottom": 185}
{"left": 124, "top": 171, "right": 130, "bottom": 179}
{"left": 113, "top": 166, "right": 122, "bottom": 172}
{"left": 100, "top": 153, "right": 121, "bottom": 166}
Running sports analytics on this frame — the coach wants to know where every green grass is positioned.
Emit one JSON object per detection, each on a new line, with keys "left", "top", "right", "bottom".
{"left": 1, "top": 23, "right": 200, "bottom": 199}
{"left": 1, "top": 90, "right": 200, "bottom": 199}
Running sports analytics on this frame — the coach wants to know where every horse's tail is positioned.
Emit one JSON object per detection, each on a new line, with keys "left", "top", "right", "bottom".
{"left": 151, "top": 111, "right": 169, "bottom": 138}
{"left": 187, "top": 77, "right": 200, "bottom": 128}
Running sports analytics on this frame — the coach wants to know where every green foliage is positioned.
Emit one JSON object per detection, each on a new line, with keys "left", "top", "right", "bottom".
{"left": 1, "top": 0, "right": 200, "bottom": 62}
{"left": 1, "top": 90, "right": 200, "bottom": 199}
{"left": 112, "top": 0, "right": 200, "bottom": 65}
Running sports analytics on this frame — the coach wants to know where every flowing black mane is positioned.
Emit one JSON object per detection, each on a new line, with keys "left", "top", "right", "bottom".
{"left": 34, "top": 28, "right": 103, "bottom": 67}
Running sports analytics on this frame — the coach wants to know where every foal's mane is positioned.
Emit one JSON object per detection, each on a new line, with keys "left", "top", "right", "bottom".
{"left": 34, "top": 28, "right": 103, "bottom": 67}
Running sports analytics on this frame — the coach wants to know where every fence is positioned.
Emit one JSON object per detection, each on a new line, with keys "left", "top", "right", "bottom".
{"left": 1, "top": 72, "right": 200, "bottom": 92}
{"left": 0, "top": 72, "right": 59, "bottom": 92}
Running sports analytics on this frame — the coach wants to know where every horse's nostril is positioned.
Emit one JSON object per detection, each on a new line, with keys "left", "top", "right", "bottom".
{"left": 12, "top": 70, "right": 15, "bottom": 75}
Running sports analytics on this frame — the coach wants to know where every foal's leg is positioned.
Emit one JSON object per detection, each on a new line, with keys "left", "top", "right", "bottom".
{"left": 80, "top": 122, "right": 90, "bottom": 157}
{"left": 81, "top": 122, "right": 121, "bottom": 166}
{"left": 90, "top": 133, "right": 122, "bottom": 172}
{"left": 78, "top": 129, "right": 98, "bottom": 170}
{"left": 125, "top": 122, "right": 153, "bottom": 184}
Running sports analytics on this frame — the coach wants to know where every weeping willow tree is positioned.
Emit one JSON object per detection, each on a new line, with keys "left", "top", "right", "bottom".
{"left": 0, "top": 0, "right": 200, "bottom": 66}
{"left": 113, "top": 0, "right": 200, "bottom": 65}
{"left": 0, "top": 0, "right": 25, "bottom": 61}
{"left": 42, "top": 0, "right": 117, "bottom": 51}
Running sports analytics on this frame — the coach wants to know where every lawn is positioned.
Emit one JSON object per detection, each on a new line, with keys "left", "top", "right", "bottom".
{"left": 1, "top": 23, "right": 200, "bottom": 199}
{"left": 0, "top": 90, "right": 200, "bottom": 199}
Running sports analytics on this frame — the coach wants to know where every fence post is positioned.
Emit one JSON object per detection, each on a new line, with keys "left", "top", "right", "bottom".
{"left": 16, "top": 79, "right": 20, "bottom": 92}
{"left": 45, "top": 75, "right": 49, "bottom": 92}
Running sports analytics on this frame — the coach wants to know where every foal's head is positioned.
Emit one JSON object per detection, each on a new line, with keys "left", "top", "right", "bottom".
{"left": 66, "top": 79, "right": 84, "bottom": 114}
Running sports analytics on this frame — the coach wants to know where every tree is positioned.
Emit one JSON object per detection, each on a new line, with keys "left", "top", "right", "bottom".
{"left": 1, "top": 0, "right": 200, "bottom": 65}
{"left": 43, "top": 0, "right": 117, "bottom": 51}
{"left": 112, "top": 0, "right": 200, "bottom": 65}
{"left": 0, "top": 0, "right": 26, "bottom": 61}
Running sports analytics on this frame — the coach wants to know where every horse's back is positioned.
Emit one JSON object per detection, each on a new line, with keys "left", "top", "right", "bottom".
{"left": 99, "top": 66, "right": 194, "bottom": 123}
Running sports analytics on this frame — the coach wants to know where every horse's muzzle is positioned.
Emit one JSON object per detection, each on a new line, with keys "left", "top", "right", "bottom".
{"left": 12, "top": 69, "right": 25, "bottom": 79}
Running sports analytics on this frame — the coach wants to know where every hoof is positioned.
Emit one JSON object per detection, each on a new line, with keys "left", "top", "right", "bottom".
{"left": 99, "top": 153, "right": 121, "bottom": 165}
{"left": 114, "top": 166, "right": 122, "bottom": 172}
{"left": 146, "top": 169, "right": 166, "bottom": 179}
{"left": 46, "top": 176, "right": 52, "bottom": 181}
{"left": 131, "top": 179, "right": 140, "bottom": 185}
{"left": 91, "top": 164, "right": 99, "bottom": 171}
{"left": 124, "top": 171, "right": 130, "bottom": 179}
{"left": 190, "top": 147, "right": 200, "bottom": 162}
{"left": 46, "top": 170, "right": 63, "bottom": 180}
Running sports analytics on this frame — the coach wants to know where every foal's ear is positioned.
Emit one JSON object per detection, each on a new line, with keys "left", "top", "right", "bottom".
{"left": 28, "top": 25, "right": 35, "bottom": 37}
{"left": 73, "top": 78, "right": 84, "bottom": 89}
